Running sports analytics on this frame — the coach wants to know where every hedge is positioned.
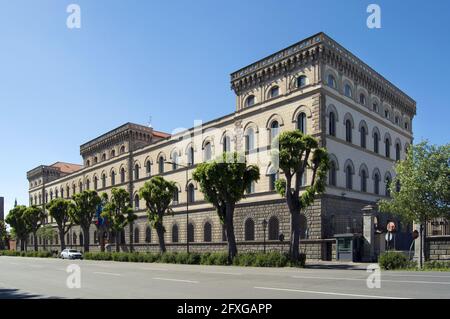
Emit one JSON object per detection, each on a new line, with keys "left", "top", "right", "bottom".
{"left": 0, "top": 250, "right": 54, "bottom": 258}
{"left": 84, "top": 251, "right": 306, "bottom": 268}
{"left": 378, "top": 251, "right": 416, "bottom": 270}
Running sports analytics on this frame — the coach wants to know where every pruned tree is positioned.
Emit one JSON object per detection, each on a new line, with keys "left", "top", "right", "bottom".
{"left": 193, "top": 152, "right": 260, "bottom": 261}
{"left": 70, "top": 190, "right": 102, "bottom": 252}
{"left": 101, "top": 188, "right": 134, "bottom": 252}
{"left": 379, "top": 141, "right": 450, "bottom": 268}
{"left": 36, "top": 225, "right": 56, "bottom": 251}
{"left": 46, "top": 198, "right": 73, "bottom": 252}
{"left": 24, "top": 205, "right": 46, "bottom": 251}
{"left": 5, "top": 205, "right": 30, "bottom": 251}
{"left": 272, "top": 130, "right": 329, "bottom": 261}
{"left": 0, "top": 220, "right": 7, "bottom": 250}
{"left": 139, "top": 176, "right": 177, "bottom": 253}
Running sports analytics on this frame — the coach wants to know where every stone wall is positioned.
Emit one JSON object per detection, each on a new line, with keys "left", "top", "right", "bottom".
{"left": 426, "top": 236, "right": 450, "bottom": 261}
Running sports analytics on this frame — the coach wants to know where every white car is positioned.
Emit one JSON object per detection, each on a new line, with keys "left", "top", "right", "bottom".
{"left": 60, "top": 249, "right": 83, "bottom": 260}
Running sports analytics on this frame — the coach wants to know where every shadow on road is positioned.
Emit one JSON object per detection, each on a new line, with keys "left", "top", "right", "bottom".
{"left": 0, "top": 288, "right": 62, "bottom": 299}
{"left": 305, "top": 263, "right": 367, "bottom": 271}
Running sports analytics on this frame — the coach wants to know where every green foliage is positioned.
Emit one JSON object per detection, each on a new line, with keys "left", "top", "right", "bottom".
{"left": 139, "top": 176, "right": 177, "bottom": 229}
{"left": 5, "top": 205, "right": 30, "bottom": 244}
{"left": 378, "top": 251, "right": 411, "bottom": 270}
{"left": 0, "top": 220, "right": 7, "bottom": 244}
{"left": 101, "top": 188, "right": 134, "bottom": 233}
{"left": 193, "top": 153, "right": 260, "bottom": 224}
{"left": 36, "top": 225, "right": 56, "bottom": 241}
{"left": 23, "top": 206, "right": 45, "bottom": 237}
{"left": 70, "top": 191, "right": 102, "bottom": 229}
{"left": 0, "top": 250, "right": 53, "bottom": 258}
{"left": 82, "top": 251, "right": 305, "bottom": 267}
{"left": 424, "top": 260, "right": 450, "bottom": 271}
{"left": 379, "top": 141, "right": 450, "bottom": 224}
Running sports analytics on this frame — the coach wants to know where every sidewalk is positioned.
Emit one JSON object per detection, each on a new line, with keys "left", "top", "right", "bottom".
{"left": 305, "top": 260, "right": 373, "bottom": 270}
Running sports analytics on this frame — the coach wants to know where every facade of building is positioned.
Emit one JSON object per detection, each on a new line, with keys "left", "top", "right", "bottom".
{"left": 26, "top": 33, "right": 416, "bottom": 260}
{"left": 0, "top": 196, "right": 4, "bottom": 221}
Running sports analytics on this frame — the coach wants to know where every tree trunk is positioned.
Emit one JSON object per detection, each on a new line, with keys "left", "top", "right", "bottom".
{"left": 225, "top": 205, "right": 237, "bottom": 262}
{"left": 290, "top": 212, "right": 301, "bottom": 261}
{"left": 156, "top": 223, "right": 166, "bottom": 253}
{"left": 98, "top": 228, "right": 105, "bottom": 252}
{"left": 83, "top": 226, "right": 90, "bottom": 252}
{"left": 33, "top": 232, "right": 38, "bottom": 251}
{"left": 59, "top": 228, "right": 66, "bottom": 252}
{"left": 115, "top": 231, "right": 120, "bottom": 252}
{"left": 129, "top": 222, "right": 134, "bottom": 252}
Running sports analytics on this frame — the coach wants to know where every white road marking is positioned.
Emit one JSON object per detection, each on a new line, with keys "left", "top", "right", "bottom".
{"left": 152, "top": 277, "right": 199, "bottom": 284}
{"left": 254, "top": 286, "right": 410, "bottom": 299}
{"left": 202, "top": 271, "right": 243, "bottom": 276}
{"left": 93, "top": 272, "right": 122, "bottom": 277}
{"left": 138, "top": 267, "right": 169, "bottom": 271}
{"left": 28, "top": 265, "right": 44, "bottom": 268}
{"left": 382, "top": 273, "right": 450, "bottom": 278}
{"left": 292, "top": 275, "right": 450, "bottom": 285}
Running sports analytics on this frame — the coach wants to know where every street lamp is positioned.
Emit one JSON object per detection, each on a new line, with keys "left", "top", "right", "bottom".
{"left": 262, "top": 219, "right": 268, "bottom": 254}
{"left": 165, "top": 161, "right": 190, "bottom": 254}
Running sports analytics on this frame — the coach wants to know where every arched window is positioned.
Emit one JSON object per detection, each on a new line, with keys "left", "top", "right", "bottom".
{"left": 374, "top": 173, "right": 380, "bottom": 195}
{"left": 204, "top": 222, "right": 212, "bottom": 242}
{"left": 145, "top": 226, "right": 151, "bottom": 243}
{"left": 245, "top": 95, "right": 255, "bottom": 107}
{"left": 374, "top": 133, "right": 379, "bottom": 154}
{"left": 172, "top": 224, "right": 179, "bottom": 243}
{"left": 50, "top": 191, "right": 53, "bottom": 200}
{"left": 373, "top": 103, "right": 379, "bottom": 112}
{"left": 297, "top": 112, "right": 307, "bottom": 134}
{"left": 270, "top": 121, "right": 279, "bottom": 140}
{"left": 111, "top": 149, "right": 116, "bottom": 158}
{"left": 244, "top": 218, "right": 255, "bottom": 241}
{"left": 329, "top": 112, "right": 336, "bottom": 136}
{"left": 135, "top": 164, "right": 140, "bottom": 179}
{"left": 171, "top": 152, "right": 179, "bottom": 170}
{"left": 345, "top": 120, "right": 352, "bottom": 143}
{"left": 111, "top": 171, "right": 116, "bottom": 186}
{"left": 94, "top": 156, "right": 98, "bottom": 164}
{"left": 344, "top": 84, "right": 352, "bottom": 98}
{"left": 66, "top": 233, "right": 70, "bottom": 245}
{"left": 158, "top": 156, "right": 165, "bottom": 174}
{"left": 385, "top": 175, "right": 392, "bottom": 197}
{"left": 120, "top": 168, "right": 125, "bottom": 183}
{"left": 361, "top": 169, "right": 368, "bottom": 192}
{"left": 187, "top": 184, "right": 195, "bottom": 203}
{"left": 146, "top": 160, "right": 151, "bottom": 177}
{"left": 102, "top": 153, "right": 106, "bottom": 161}
{"left": 345, "top": 165, "right": 353, "bottom": 190}
{"left": 204, "top": 142, "right": 212, "bottom": 161}
{"left": 396, "top": 143, "right": 401, "bottom": 161}
{"left": 173, "top": 188, "right": 179, "bottom": 203}
{"left": 73, "top": 233, "right": 77, "bottom": 245}
{"left": 329, "top": 161, "right": 337, "bottom": 186}
{"left": 86, "top": 179, "right": 90, "bottom": 190}
{"left": 360, "top": 126, "right": 366, "bottom": 148}
{"left": 79, "top": 182, "right": 83, "bottom": 192}
{"left": 246, "top": 181, "right": 255, "bottom": 194}
{"left": 187, "top": 147, "right": 194, "bottom": 166}
{"left": 359, "top": 93, "right": 366, "bottom": 105}
{"left": 187, "top": 223, "right": 195, "bottom": 242}
{"left": 245, "top": 128, "right": 255, "bottom": 152}
{"left": 385, "top": 138, "right": 391, "bottom": 158}
{"left": 269, "top": 172, "right": 278, "bottom": 191}
{"left": 268, "top": 216, "right": 279, "bottom": 240}
{"left": 119, "top": 146, "right": 125, "bottom": 154}
{"left": 61, "top": 188, "right": 64, "bottom": 198}
{"left": 134, "top": 194, "right": 140, "bottom": 209}
{"left": 79, "top": 233, "right": 84, "bottom": 246}
{"left": 102, "top": 174, "right": 106, "bottom": 188}
{"left": 297, "top": 75, "right": 308, "bottom": 88}
{"left": 94, "top": 176, "right": 98, "bottom": 190}
{"left": 134, "top": 228, "right": 140, "bottom": 243}
{"left": 269, "top": 86, "right": 279, "bottom": 98}
{"left": 223, "top": 135, "right": 231, "bottom": 153}
{"left": 327, "top": 74, "right": 336, "bottom": 88}
{"left": 86, "top": 160, "right": 90, "bottom": 167}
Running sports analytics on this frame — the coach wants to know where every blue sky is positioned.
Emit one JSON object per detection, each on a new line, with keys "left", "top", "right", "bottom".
{"left": 0, "top": 0, "right": 449, "bottom": 215}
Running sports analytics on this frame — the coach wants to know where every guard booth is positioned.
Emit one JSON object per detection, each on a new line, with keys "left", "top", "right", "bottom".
{"left": 334, "top": 233, "right": 363, "bottom": 262}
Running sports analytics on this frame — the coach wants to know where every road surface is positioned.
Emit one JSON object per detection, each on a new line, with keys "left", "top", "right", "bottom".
{"left": 1, "top": 256, "right": 449, "bottom": 299}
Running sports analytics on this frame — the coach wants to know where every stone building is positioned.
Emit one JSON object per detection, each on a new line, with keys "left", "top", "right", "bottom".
{"left": 26, "top": 33, "right": 417, "bottom": 260}
{"left": 0, "top": 197, "right": 4, "bottom": 221}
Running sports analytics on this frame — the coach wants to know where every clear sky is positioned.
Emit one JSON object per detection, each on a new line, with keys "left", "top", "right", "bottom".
{"left": 0, "top": 0, "right": 449, "bottom": 216}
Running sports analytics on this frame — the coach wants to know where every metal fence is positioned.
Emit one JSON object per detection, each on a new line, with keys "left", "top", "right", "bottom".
{"left": 427, "top": 218, "right": 450, "bottom": 236}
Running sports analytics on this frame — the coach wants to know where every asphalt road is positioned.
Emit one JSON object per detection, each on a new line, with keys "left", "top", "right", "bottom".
{"left": 1, "top": 256, "right": 449, "bottom": 299}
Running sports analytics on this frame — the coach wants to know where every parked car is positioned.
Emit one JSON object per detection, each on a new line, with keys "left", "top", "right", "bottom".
{"left": 60, "top": 249, "right": 83, "bottom": 260}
